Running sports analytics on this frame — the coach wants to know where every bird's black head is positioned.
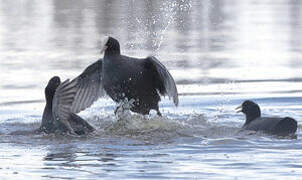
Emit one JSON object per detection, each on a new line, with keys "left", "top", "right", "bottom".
{"left": 45, "top": 76, "right": 61, "bottom": 102}
{"left": 236, "top": 100, "right": 261, "bottom": 125}
{"left": 101, "top": 36, "right": 121, "bottom": 56}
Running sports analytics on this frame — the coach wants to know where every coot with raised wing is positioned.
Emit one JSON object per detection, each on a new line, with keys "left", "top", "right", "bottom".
{"left": 70, "top": 36, "right": 178, "bottom": 116}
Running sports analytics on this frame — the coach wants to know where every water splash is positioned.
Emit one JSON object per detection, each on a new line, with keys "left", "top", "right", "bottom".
{"left": 92, "top": 111, "right": 241, "bottom": 142}
{"left": 127, "top": 0, "right": 192, "bottom": 55}
{"left": 214, "top": 81, "right": 241, "bottom": 122}
{"left": 114, "top": 98, "right": 135, "bottom": 119}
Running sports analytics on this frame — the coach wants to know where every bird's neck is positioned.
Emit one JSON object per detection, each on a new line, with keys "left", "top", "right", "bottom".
{"left": 244, "top": 113, "right": 260, "bottom": 125}
{"left": 45, "top": 92, "right": 54, "bottom": 105}
{"left": 40, "top": 88, "right": 55, "bottom": 131}
{"left": 104, "top": 49, "right": 120, "bottom": 57}
{"left": 45, "top": 86, "right": 55, "bottom": 103}
{"left": 103, "top": 54, "right": 122, "bottom": 66}
{"left": 40, "top": 102, "right": 54, "bottom": 133}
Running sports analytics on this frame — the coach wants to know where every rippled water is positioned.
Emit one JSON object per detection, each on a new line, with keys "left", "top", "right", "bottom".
{"left": 1, "top": 0, "right": 302, "bottom": 179}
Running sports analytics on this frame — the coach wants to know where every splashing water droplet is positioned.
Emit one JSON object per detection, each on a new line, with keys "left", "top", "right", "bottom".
{"left": 126, "top": 0, "right": 192, "bottom": 54}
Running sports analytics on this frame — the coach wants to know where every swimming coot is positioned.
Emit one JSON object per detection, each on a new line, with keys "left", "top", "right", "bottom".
{"left": 236, "top": 100, "right": 297, "bottom": 136}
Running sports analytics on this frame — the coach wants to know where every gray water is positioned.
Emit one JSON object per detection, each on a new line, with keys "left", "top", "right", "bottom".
{"left": 1, "top": 0, "right": 302, "bottom": 179}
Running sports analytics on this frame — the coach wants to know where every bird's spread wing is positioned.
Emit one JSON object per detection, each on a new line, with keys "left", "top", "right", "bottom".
{"left": 145, "top": 56, "right": 179, "bottom": 106}
{"left": 52, "top": 79, "right": 78, "bottom": 132}
{"left": 70, "top": 59, "right": 105, "bottom": 113}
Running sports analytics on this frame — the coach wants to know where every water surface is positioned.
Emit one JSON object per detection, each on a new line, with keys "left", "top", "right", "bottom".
{"left": 0, "top": 0, "right": 302, "bottom": 179}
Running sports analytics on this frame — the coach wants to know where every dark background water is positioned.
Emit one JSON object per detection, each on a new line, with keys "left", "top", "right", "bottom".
{"left": 1, "top": 0, "right": 302, "bottom": 179}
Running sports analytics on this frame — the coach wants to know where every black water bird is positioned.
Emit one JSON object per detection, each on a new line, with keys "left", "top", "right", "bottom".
{"left": 236, "top": 100, "right": 297, "bottom": 136}
{"left": 70, "top": 36, "right": 178, "bottom": 116}
{"left": 38, "top": 76, "right": 95, "bottom": 135}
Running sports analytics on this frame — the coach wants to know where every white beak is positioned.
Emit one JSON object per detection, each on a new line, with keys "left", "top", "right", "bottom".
{"left": 235, "top": 105, "right": 242, "bottom": 113}
{"left": 100, "top": 45, "right": 107, "bottom": 54}
{"left": 100, "top": 36, "right": 109, "bottom": 54}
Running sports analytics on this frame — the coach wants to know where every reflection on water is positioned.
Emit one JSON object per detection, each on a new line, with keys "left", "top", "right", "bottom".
{"left": 1, "top": 0, "right": 302, "bottom": 104}
{"left": 0, "top": 0, "right": 302, "bottom": 179}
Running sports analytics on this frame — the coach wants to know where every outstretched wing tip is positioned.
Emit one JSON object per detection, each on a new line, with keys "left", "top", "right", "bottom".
{"left": 146, "top": 56, "right": 179, "bottom": 106}
{"left": 52, "top": 77, "right": 79, "bottom": 125}
{"left": 174, "top": 96, "right": 179, "bottom": 106}
{"left": 70, "top": 59, "right": 105, "bottom": 113}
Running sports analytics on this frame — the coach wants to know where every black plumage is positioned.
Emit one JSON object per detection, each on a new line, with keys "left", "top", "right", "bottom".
{"left": 71, "top": 36, "right": 178, "bottom": 116}
{"left": 38, "top": 76, "right": 94, "bottom": 135}
{"left": 236, "top": 100, "right": 297, "bottom": 136}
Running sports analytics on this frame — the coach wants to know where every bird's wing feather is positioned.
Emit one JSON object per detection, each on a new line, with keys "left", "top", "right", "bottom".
{"left": 70, "top": 59, "right": 105, "bottom": 113}
{"left": 52, "top": 79, "right": 78, "bottom": 132}
{"left": 145, "top": 56, "right": 179, "bottom": 106}
{"left": 245, "top": 117, "right": 281, "bottom": 131}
